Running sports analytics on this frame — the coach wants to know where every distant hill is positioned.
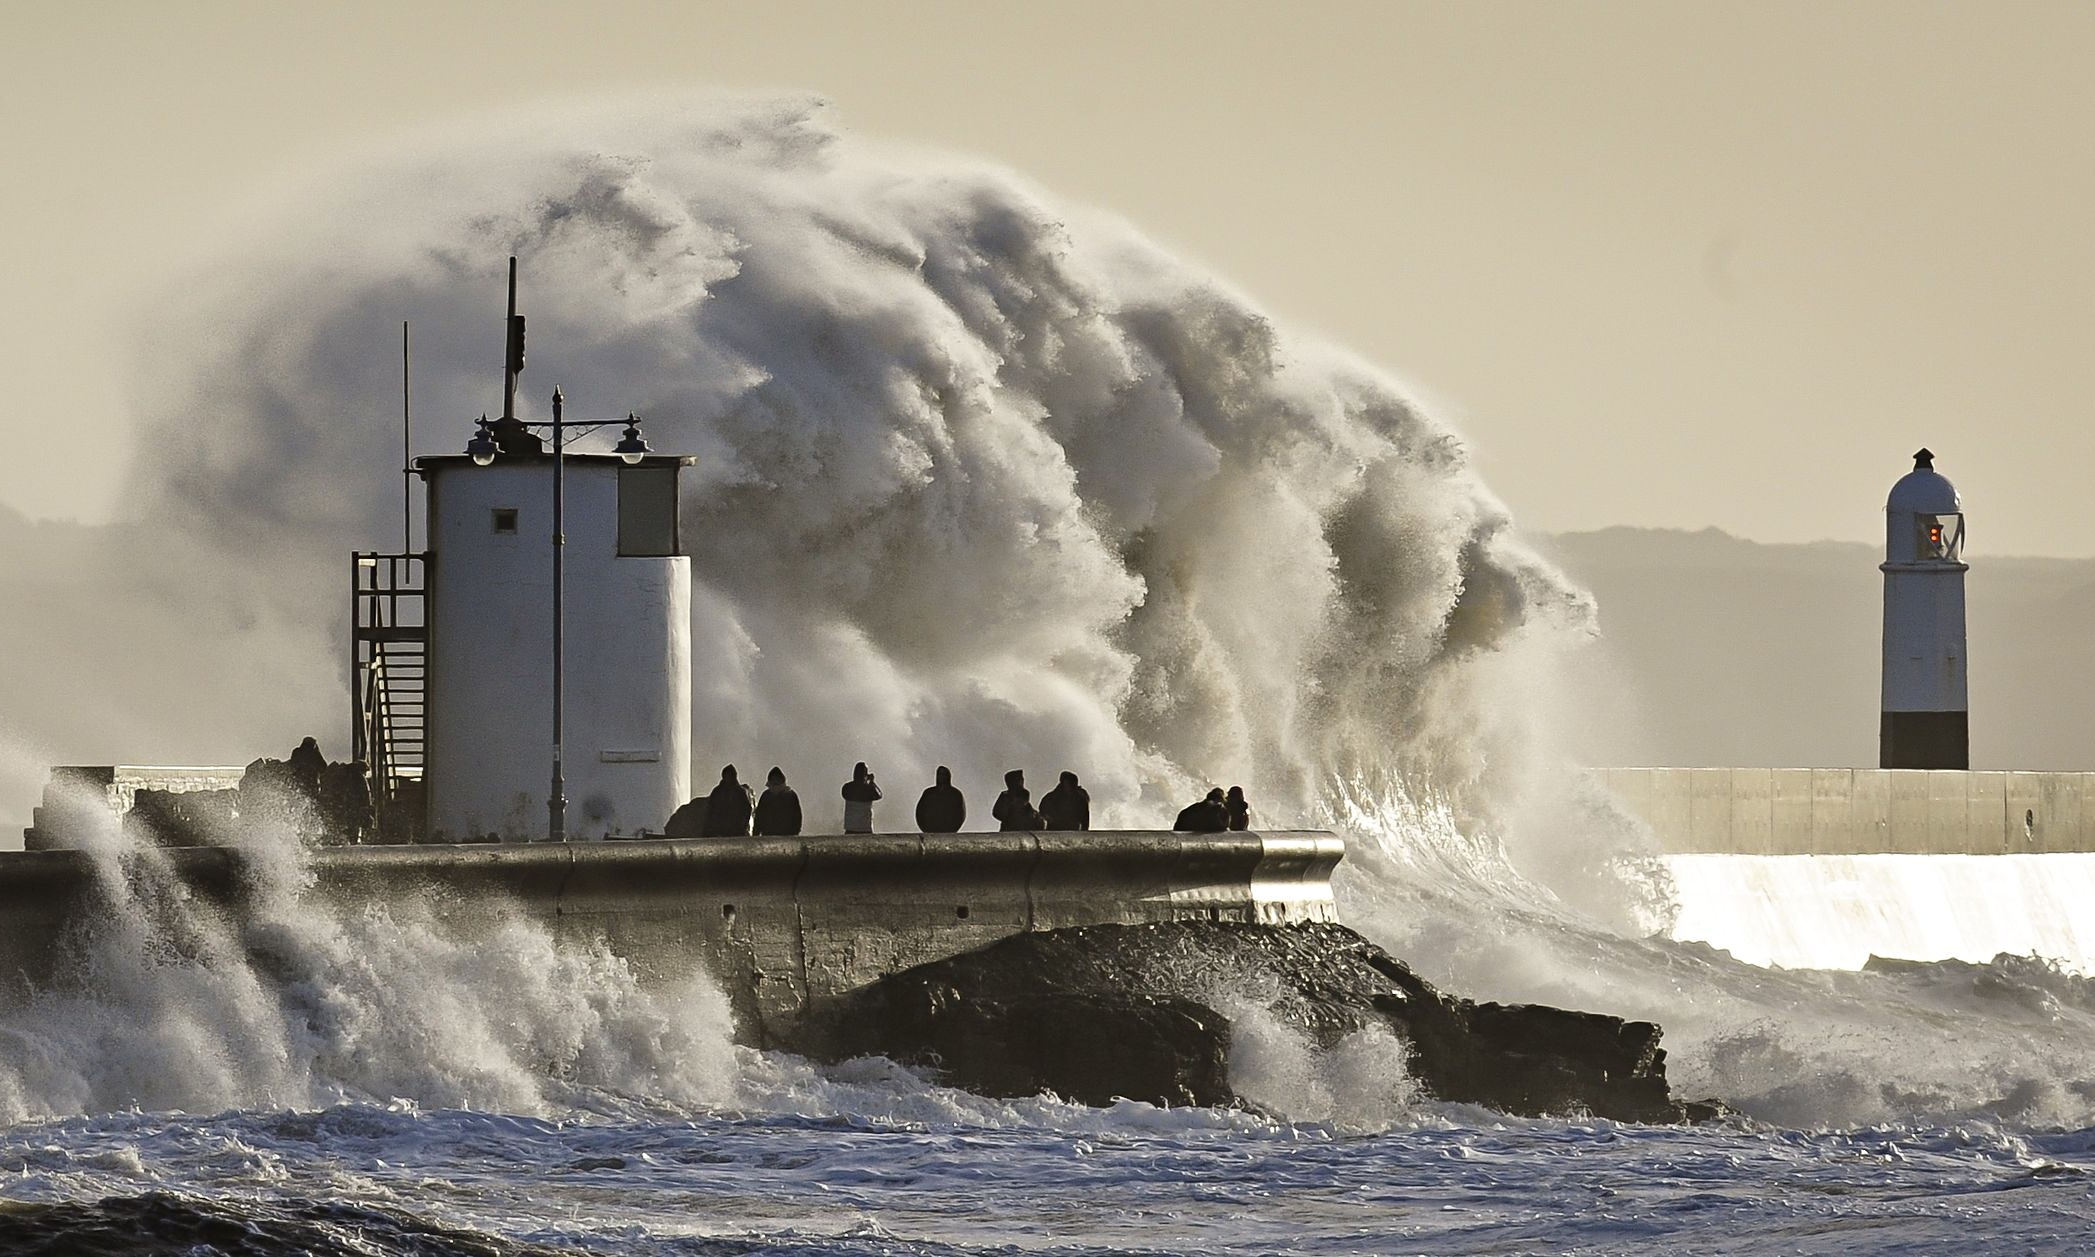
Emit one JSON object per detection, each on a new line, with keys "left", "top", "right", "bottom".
{"left": 1537, "top": 526, "right": 2095, "bottom": 771}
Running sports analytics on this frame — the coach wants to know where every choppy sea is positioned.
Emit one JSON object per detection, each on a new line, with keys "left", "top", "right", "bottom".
{"left": 2, "top": 1091, "right": 2091, "bottom": 1255}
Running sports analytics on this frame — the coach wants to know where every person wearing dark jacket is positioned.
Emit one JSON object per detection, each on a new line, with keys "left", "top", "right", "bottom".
{"left": 753, "top": 766, "right": 802, "bottom": 836}
{"left": 699, "top": 765, "right": 756, "bottom": 837}
{"left": 1225, "top": 785, "right": 1251, "bottom": 832}
{"left": 318, "top": 760, "right": 373, "bottom": 844}
{"left": 991, "top": 769, "right": 1044, "bottom": 832}
{"left": 1039, "top": 771, "right": 1090, "bottom": 831}
{"left": 842, "top": 762, "right": 882, "bottom": 834}
{"left": 287, "top": 737, "right": 326, "bottom": 800}
{"left": 1173, "top": 787, "right": 1229, "bottom": 833}
{"left": 916, "top": 766, "right": 967, "bottom": 833}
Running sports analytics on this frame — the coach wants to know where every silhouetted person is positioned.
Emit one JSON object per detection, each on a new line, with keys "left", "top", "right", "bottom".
{"left": 664, "top": 795, "right": 709, "bottom": 839}
{"left": 1225, "top": 785, "right": 1251, "bottom": 832}
{"left": 1173, "top": 787, "right": 1229, "bottom": 833}
{"left": 842, "top": 762, "right": 882, "bottom": 834}
{"left": 754, "top": 766, "right": 803, "bottom": 837}
{"left": 992, "top": 769, "right": 1044, "bottom": 832}
{"left": 284, "top": 737, "right": 324, "bottom": 817}
{"left": 1039, "top": 771, "right": 1090, "bottom": 831}
{"left": 319, "top": 760, "right": 373, "bottom": 844}
{"left": 916, "top": 766, "right": 967, "bottom": 833}
{"left": 700, "top": 765, "right": 756, "bottom": 837}
{"left": 287, "top": 737, "right": 326, "bottom": 797}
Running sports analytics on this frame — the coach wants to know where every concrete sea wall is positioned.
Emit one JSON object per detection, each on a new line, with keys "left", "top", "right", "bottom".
{"left": 23, "top": 766, "right": 247, "bottom": 851}
{"left": 1596, "top": 767, "right": 2095, "bottom": 855}
{"left": 0, "top": 830, "right": 1342, "bottom": 1044}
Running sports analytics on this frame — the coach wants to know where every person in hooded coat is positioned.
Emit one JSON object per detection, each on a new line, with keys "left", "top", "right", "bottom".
{"left": 1039, "top": 771, "right": 1090, "bottom": 831}
{"left": 287, "top": 737, "right": 326, "bottom": 801}
{"left": 699, "top": 765, "right": 756, "bottom": 837}
{"left": 841, "top": 762, "right": 882, "bottom": 834}
{"left": 753, "top": 766, "right": 802, "bottom": 836}
{"left": 317, "top": 761, "right": 372, "bottom": 844}
{"left": 915, "top": 766, "right": 966, "bottom": 833}
{"left": 1173, "top": 787, "right": 1229, "bottom": 833}
{"left": 991, "top": 769, "right": 1044, "bottom": 832}
{"left": 289, "top": 737, "right": 328, "bottom": 817}
{"left": 1225, "top": 785, "right": 1251, "bottom": 832}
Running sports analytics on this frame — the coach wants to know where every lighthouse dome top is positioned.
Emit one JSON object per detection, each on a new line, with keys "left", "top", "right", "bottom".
{"left": 1886, "top": 448, "right": 1961, "bottom": 515}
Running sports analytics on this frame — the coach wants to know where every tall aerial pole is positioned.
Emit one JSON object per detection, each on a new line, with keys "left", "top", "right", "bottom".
{"left": 501, "top": 257, "right": 520, "bottom": 423}
{"left": 402, "top": 321, "right": 413, "bottom": 553}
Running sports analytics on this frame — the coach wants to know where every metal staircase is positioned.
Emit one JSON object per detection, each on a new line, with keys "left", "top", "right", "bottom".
{"left": 352, "top": 552, "right": 428, "bottom": 842}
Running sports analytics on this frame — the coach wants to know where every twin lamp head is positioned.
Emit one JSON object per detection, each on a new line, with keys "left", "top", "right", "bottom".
{"left": 466, "top": 392, "right": 652, "bottom": 467}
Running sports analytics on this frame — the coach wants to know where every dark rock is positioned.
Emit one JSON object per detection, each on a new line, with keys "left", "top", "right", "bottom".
{"left": 787, "top": 920, "right": 1699, "bottom": 1123}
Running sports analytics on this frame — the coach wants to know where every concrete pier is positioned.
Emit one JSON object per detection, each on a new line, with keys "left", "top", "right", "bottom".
{"left": 0, "top": 830, "right": 1343, "bottom": 1042}
{"left": 1598, "top": 767, "right": 2095, "bottom": 855}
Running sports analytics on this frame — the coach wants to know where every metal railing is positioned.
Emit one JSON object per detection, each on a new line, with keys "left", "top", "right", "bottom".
{"left": 352, "top": 551, "right": 428, "bottom": 843}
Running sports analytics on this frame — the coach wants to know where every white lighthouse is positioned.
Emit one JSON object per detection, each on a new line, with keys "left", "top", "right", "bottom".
{"left": 1880, "top": 448, "right": 1968, "bottom": 770}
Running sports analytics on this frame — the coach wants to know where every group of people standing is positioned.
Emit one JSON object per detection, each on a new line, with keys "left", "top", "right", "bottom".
{"left": 1171, "top": 785, "right": 1253, "bottom": 833}
{"left": 667, "top": 763, "right": 1250, "bottom": 838}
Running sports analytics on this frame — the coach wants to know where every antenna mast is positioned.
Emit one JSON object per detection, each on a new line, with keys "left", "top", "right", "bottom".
{"left": 501, "top": 256, "right": 522, "bottom": 422}
{"left": 402, "top": 321, "right": 413, "bottom": 552}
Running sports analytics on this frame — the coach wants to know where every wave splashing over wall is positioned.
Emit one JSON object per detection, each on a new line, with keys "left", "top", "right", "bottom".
{"left": 131, "top": 95, "right": 1593, "bottom": 854}
{"left": 0, "top": 800, "right": 743, "bottom": 1122}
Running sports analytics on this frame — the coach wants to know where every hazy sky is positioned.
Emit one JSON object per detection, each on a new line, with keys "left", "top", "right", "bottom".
{"left": 5, "top": 2, "right": 2092, "bottom": 554}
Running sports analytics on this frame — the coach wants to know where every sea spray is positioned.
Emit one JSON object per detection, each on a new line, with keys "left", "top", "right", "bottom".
{"left": 122, "top": 94, "right": 1587, "bottom": 847}
{"left": 0, "top": 798, "right": 743, "bottom": 1121}
{"left": 1332, "top": 788, "right": 2095, "bottom": 1127}
{"left": 1217, "top": 983, "right": 1420, "bottom": 1131}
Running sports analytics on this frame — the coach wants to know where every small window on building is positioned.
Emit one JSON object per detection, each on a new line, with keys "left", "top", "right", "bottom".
{"left": 492, "top": 508, "right": 519, "bottom": 534}
{"left": 618, "top": 465, "right": 680, "bottom": 557}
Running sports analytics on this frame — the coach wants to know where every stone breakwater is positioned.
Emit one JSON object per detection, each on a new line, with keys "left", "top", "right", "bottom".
{"left": 795, "top": 920, "right": 1703, "bottom": 1123}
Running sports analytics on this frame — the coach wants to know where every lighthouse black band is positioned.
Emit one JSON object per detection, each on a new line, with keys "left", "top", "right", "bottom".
{"left": 1879, "top": 711, "right": 1969, "bottom": 771}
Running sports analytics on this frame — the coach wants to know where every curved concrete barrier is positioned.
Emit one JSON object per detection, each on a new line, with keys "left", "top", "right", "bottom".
{"left": 0, "top": 830, "right": 1344, "bottom": 1041}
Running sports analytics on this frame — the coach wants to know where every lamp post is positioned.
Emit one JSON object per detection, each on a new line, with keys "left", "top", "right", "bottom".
{"left": 464, "top": 395, "right": 651, "bottom": 841}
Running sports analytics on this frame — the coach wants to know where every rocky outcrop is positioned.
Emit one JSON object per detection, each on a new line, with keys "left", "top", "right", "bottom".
{"left": 787, "top": 920, "right": 1707, "bottom": 1123}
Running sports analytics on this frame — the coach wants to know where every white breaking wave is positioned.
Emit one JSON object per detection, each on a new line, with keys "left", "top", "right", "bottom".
{"left": 1668, "top": 852, "right": 2095, "bottom": 973}
{"left": 126, "top": 94, "right": 1591, "bottom": 844}
{"left": 0, "top": 796, "right": 744, "bottom": 1123}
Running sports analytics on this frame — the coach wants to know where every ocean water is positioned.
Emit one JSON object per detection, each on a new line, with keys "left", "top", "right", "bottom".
{"left": 3, "top": 1093, "right": 2092, "bottom": 1253}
